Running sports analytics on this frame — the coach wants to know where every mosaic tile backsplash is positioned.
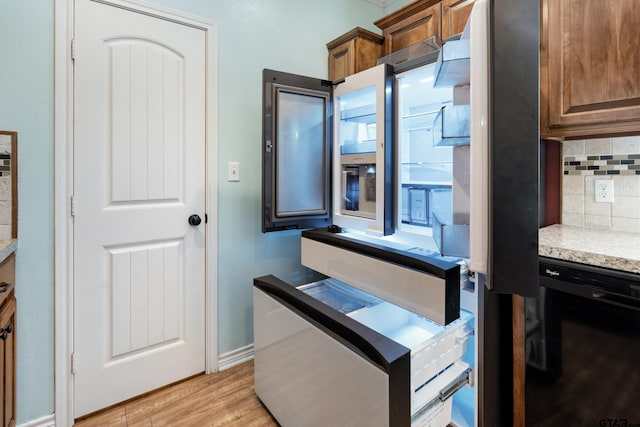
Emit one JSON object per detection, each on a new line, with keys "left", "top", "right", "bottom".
{"left": 564, "top": 154, "right": 640, "bottom": 175}
{"left": 0, "top": 134, "right": 12, "bottom": 240}
{"left": 562, "top": 136, "right": 640, "bottom": 233}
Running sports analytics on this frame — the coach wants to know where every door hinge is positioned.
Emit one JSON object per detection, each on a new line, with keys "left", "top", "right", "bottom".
{"left": 70, "top": 195, "right": 76, "bottom": 217}
{"left": 71, "top": 352, "right": 77, "bottom": 374}
{"left": 71, "top": 38, "right": 76, "bottom": 61}
{"left": 205, "top": 213, "right": 208, "bottom": 224}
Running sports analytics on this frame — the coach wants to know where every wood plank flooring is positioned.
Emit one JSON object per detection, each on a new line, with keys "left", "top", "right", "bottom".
{"left": 74, "top": 360, "right": 279, "bottom": 427}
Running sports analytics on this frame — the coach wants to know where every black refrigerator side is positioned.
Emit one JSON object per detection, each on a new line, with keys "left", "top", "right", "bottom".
{"left": 262, "top": 69, "right": 333, "bottom": 232}
{"left": 480, "top": 0, "right": 539, "bottom": 426}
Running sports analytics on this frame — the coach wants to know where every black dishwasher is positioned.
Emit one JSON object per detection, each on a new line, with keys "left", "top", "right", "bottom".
{"left": 525, "top": 257, "right": 640, "bottom": 426}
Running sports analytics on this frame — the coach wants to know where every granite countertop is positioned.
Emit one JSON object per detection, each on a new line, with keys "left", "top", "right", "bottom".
{"left": 0, "top": 240, "right": 17, "bottom": 264}
{"left": 539, "top": 224, "right": 640, "bottom": 274}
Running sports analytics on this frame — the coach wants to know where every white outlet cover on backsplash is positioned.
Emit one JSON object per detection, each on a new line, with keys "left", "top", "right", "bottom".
{"left": 595, "top": 179, "right": 614, "bottom": 203}
{"left": 561, "top": 136, "right": 640, "bottom": 233}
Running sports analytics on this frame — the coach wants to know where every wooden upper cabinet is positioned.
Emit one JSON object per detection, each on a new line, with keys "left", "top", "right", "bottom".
{"left": 327, "top": 27, "right": 384, "bottom": 81}
{"left": 441, "top": 0, "right": 476, "bottom": 39}
{"left": 374, "top": 0, "right": 442, "bottom": 55}
{"left": 541, "top": 0, "right": 640, "bottom": 139}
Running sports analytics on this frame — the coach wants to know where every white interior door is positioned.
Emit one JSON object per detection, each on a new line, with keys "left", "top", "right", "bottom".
{"left": 73, "top": 0, "right": 206, "bottom": 417}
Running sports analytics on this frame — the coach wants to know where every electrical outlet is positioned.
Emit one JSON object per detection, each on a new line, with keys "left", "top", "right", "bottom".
{"left": 595, "top": 179, "right": 614, "bottom": 203}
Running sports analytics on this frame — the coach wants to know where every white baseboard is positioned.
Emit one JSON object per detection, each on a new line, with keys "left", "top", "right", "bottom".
{"left": 18, "top": 414, "right": 56, "bottom": 427}
{"left": 217, "top": 344, "right": 254, "bottom": 371}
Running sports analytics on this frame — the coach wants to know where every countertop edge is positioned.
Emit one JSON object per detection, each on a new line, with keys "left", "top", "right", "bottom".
{"left": 0, "top": 239, "right": 18, "bottom": 264}
{"left": 539, "top": 243, "right": 640, "bottom": 275}
{"left": 539, "top": 225, "right": 640, "bottom": 275}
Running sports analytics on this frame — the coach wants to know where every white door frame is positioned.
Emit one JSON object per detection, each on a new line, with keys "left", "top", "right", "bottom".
{"left": 54, "top": 0, "right": 218, "bottom": 424}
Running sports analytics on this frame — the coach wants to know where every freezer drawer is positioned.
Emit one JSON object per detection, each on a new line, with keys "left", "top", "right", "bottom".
{"left": 301, "top": 228, "right": 461, "bottom": 325}
{"left": 253, "top": 275, "right": 473, "bottom": 427}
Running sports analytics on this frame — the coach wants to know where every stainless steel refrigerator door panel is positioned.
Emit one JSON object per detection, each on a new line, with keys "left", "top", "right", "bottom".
{"left": 254, "top": 287, "right": 390, "bottom": 427}
{"left": 302, "top": 236, "right": 451, "bottom": 324}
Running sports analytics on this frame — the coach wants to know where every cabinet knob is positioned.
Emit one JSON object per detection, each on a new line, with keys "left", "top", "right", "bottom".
{"left": 0, "top": 324, "right": 12, "bottom": 341}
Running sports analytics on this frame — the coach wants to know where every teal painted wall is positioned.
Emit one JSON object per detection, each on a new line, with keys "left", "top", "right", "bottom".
{"left": 1, "top": 0, "right": 384, "bottom": 423}
{"left": 0, "top": 2, "right": 56, "bottom": 423}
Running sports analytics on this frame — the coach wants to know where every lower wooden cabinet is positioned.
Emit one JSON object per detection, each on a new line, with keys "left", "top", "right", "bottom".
{"left": 0, "top": 254, "right": 15, "bottom": 427}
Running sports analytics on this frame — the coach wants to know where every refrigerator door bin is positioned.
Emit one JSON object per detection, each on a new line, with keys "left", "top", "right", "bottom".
{"left": 301, "top": 228, "right": 461, "bottom": 325}
{"left": 377, "top": 36, "right": 442, "bottom": 69}
{"left": 432, "top": 213, "right": 470, "bottom": 258}
{"left": 433, "top": 34, "right": 470, "bottom": 88}
{"left": 433, "top": 104, "right": 471, "bottom": 147}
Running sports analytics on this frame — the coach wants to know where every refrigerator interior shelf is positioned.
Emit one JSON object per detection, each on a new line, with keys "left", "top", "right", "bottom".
{"left": 340, "top": 141, "right": 377, "bottom": 155}
{"left": 400, "top": 110, "right": 440, "bottom": 132}
{"left": 340, "top": 104, "right": 376, "bottom": 123}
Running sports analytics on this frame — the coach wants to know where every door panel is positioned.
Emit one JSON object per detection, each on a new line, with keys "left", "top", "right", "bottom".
{"left": 110, "top": 40, "right": 182, "bottom": 202}
{"left": 262, "top": 69, "right": 333, "bottom": 232}
{"left": 74, "top": 0, "right": 206, "bottom": 417}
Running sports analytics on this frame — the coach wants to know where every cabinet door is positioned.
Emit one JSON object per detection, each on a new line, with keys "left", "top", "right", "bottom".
{"left": 327, "top": 28, "right": 383, "bottom": 81}
{"left": 328, "top": 39, "right": 355, "bottom": 82}
{"left": 375, "top": 0, "right": 442, "bottom": 55}
{"left": 441, "top": 0, "right": 476, "bottom": 39}
{"left": 541, "top": 0, "right": 640, "bottom": 139}
{"left": 0, "top": 296, "right": 15, "bottom": 427}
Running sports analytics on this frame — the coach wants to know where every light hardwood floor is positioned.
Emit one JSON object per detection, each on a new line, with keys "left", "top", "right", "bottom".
{"left": 74, "top": 360, "right": 279, "bottom": 427}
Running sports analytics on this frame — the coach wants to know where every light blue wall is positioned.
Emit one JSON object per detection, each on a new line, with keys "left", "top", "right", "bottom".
{"left": 0, "top": 1, "right": 56, "bottom": 424}
{"left": 1, "top": 0, "right": 384, "bottom": 423}
{"left": 147, "top": 0, "right": 384, "bottom": 354}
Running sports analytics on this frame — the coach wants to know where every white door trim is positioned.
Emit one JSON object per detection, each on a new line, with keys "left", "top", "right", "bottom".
{"left": 54, "top": 1, "right": 218, "bottom": 425}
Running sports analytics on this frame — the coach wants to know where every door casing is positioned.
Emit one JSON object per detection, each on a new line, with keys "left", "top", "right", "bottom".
{"left": 54, "top": 0, "right": 218, "bottom": 424}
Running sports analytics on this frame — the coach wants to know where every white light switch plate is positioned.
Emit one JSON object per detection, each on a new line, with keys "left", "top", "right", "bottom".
{"left": 228, "top": 162, "right": 240, "bottom": 182}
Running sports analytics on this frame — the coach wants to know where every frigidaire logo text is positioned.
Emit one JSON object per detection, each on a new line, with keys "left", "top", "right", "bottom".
{"left": 545, "top": 269, "right": 560, "bottom": 277}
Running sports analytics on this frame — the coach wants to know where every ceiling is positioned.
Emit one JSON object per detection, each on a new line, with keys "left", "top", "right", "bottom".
{"left": 367, "top": 0, "right": 396, "bottom": 7}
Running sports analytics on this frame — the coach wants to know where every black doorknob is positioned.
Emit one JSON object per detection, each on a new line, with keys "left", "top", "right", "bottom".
{"left": 188, "top": 214, "right": 202, "bottom": 226}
